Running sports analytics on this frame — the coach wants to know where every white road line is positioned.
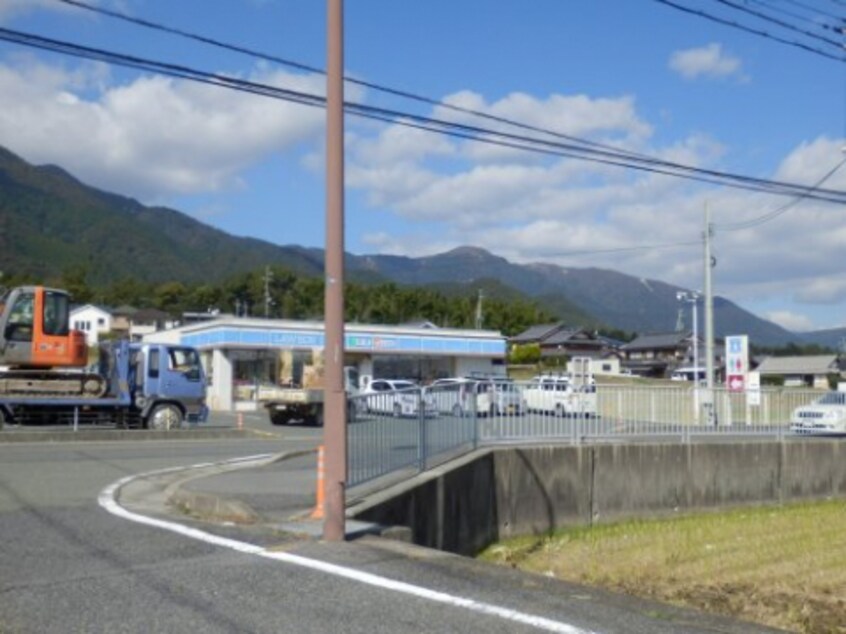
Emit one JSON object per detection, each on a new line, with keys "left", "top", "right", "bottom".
{"left": 99, "top": 458, "right": 595, "bottom": 634}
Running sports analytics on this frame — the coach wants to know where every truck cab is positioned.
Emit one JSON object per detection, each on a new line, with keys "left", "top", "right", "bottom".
{"left": 129, "top": 343, "right": 208, "bottom": 429}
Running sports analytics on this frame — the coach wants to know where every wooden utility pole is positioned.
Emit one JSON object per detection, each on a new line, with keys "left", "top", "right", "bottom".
{"left": 323, "top": 0, "right": 347, "bottom": 541}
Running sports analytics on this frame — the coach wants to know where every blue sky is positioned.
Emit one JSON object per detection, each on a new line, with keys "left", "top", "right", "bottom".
{"left": 2, "top": 0, "right": 846, "bottom": 334}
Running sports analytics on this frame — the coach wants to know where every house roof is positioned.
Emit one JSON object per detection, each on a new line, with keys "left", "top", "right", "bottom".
{"left": 132, "top": 308, "right": 171, "bottom": 323}
{"left": 622, "top": 332, "right": 692, "bottom": 351}
{"left": 543, "top": 328, "right": 602, "bottom": 347}
{"left": 70, "top": 304, "right": 112, "bottom": 317}
{"left": 755, "top": 355, "right": 840, "bottom": 376}
{"left": 112, "top": 305, "right": 138, "bottom": 316}
{"left": 510, "top": 322, "right": 566, "bottom": 344}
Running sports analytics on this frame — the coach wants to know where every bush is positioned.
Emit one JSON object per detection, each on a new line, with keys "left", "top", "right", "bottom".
{"left": 509, "top": 343, "right": 541, "bottom": 364}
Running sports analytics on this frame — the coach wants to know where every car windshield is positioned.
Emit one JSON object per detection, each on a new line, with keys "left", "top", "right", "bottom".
{"left": 817, "top": 392, "right": 846, "bottom": 405}
{"left": 392, "top": 381, "right": 416, "bottom": 390}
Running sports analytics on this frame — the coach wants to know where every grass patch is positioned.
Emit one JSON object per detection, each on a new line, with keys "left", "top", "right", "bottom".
{"left": 480, "top": 500, "right": 846, "bottom": 633}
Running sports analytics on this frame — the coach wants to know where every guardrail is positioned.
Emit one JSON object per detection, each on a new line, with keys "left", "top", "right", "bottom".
{"left": 346, "top": 381, "right": 827, "bottom": 488}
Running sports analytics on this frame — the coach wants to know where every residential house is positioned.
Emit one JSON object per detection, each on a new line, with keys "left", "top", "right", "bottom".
{"left": 70, "top": 304, "right": 112, "bottom": 345}
{"left": 110, "top": 305, "right": 137, "bottom": 339}
{"left": 755, "top": 355, "right": 843, "bottom": 389}
{"left": 129, "top": 308, "right": 176, "bottom": 342}
{"left": 510, "top": 322, "right": 605, "bottom": 361}
{"left": 621, "top": 331, "right": 703, "bottom": 378}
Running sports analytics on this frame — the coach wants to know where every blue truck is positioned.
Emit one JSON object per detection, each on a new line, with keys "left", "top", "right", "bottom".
{"left": 0, "top": 340, "right": 208, "bottom": 430}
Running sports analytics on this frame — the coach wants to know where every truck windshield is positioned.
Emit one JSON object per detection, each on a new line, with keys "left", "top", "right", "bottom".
{"left": 168, "top": 347, "right": 201, "bottom": 380}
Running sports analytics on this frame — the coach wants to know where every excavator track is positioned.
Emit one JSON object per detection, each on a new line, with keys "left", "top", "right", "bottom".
{"left": 0, "top": 370, "right": 108, "bottom": 399}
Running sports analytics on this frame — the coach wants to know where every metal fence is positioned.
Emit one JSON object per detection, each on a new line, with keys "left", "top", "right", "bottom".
{"left": 347, "top": 380, "right": 827, "bottom": 489}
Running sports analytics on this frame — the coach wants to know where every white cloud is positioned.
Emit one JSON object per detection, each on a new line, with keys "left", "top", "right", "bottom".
{"left": 669, "top": 43, "right": 743, "bottom": 80}
{"left": 0, "top": 58, "right": 331, "bottom": 200}
{"left": 764, "top": 311, "right": 814, "bottom": 332}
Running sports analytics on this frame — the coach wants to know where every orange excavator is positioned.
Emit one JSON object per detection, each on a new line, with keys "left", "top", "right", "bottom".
{"left": 0, "top": 286, "right": 106, "bottom": 397}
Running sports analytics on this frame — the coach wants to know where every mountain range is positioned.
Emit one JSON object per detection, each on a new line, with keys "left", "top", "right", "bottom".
{"left": 1, "top": 145, "right": 841, "bottom": 348}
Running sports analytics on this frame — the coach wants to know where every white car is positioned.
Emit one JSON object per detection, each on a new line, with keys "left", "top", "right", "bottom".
{"left": 523, "top": 375, "right": 598, "bottom": 417}
{"left": 362, "top": 379, "right": 435, "bottom": 418}
{"left": 426, "top": 377, "right": 525, "bottom": 417}
{"left": 426, "top": 378, "right": 476, "bottom": 417}
{"left": 790, "top": 392, "right": 846, "bottom": 435}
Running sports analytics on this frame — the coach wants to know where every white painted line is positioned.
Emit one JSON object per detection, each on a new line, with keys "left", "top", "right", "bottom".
{"left": 99, "top": 458, "right": 595, "bottom": 634}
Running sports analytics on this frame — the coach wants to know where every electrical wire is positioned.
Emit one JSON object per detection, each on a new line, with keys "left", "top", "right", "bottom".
{"left": 782, "top": 0, "right": 846, "bottom": 25}
{"left": 708, "top": 0, "right": 846, "bottom": 51}
{"left": 534, "top": 240, "right": 703, "bottom": 258}
{"left": 715, "top": 154, "right": 846, "bottom": 230}
{"left": 5, "top": 25, "right": 846, "bottom": 205}
{"left": 744, "top": 0, "right": 845, "bottom": 35}
{"left": 54, "top": 0, "right": 659, "bottom": 165}
{"left": 50, "top": 0, "right": 846, "bottom": 202}
{"left": 652, "top": 0, "right": 846, "bottom": 63}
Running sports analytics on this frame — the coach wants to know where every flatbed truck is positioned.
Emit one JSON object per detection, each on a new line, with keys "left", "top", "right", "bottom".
{"left": 0, "top": 340, "right": 207, "bottom": 430}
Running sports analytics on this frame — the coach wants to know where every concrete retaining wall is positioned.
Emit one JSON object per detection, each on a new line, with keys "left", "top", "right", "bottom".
{"left": 349, "top": 440, "right": 846, "bottom": 557}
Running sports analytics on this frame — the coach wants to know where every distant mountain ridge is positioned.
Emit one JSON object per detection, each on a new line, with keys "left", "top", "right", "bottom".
{"left": 0, "top": 145, "right": 813, "bottom": 346}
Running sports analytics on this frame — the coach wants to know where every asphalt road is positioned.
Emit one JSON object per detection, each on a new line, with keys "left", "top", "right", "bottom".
{"left": 0, "top": 412, "right": 786, "bottom": 634}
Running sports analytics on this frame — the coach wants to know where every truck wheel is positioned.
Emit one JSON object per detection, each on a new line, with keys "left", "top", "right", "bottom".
{"left": 147, "top": 404, "right": 184, "bottom": 430}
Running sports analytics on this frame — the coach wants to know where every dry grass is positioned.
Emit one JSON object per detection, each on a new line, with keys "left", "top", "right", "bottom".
{"left": 480, "top": 501, "right": 846, "bottom": 633}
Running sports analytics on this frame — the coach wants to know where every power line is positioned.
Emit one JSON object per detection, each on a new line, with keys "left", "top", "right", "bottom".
{"left": 708, "top": 0, "right": 846, "bottom": 51}
{"left": 715, "top": 154, "right": 846, "bottom": 230}
{"left": 781, "top": 0, "right": 846, "bottom": 25}
{"left": 5, "top": 25, "right": 846, "bottom": 205}
{"left": 50, "top": 0, "right": 846, "bottom": 202}
{"left": 652, "top": 0, "right": 846, "bottom": 63}
{"left": 54, "top": 0, "right": 657, "bottom": 165}
{"left": 537, "top": 240, "right": 703, "bottom": 258}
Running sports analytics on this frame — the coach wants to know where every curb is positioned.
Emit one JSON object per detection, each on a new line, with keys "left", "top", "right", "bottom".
{"left": 0, "top": 428, "right": 270, "bottom": 443}
{"left": 162, "top": 449, "right": 318, "bottom": 524}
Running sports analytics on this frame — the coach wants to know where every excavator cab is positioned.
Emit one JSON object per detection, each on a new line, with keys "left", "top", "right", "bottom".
{"left": 0, "top": 286, "right": 88, "bottom": 369}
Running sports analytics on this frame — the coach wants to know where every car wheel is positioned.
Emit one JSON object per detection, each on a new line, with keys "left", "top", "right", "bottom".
{"left": 393, "top": 403, "right": 402, "bottom": 418}
{"left": 555, "top": 403, "right": 566, "bottom": 418}
{"left": 146, "top": 403, "right": 184, "bottom": 430}
{"left": 451, "top": 404, "right": 463, "bottom": 418}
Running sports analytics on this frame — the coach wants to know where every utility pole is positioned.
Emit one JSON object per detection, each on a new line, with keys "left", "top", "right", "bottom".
{"left": 263, "top": 266, "right": 273, "bottom": 318}
{"left": 474, "top": 289, "right": 484, "bottom": 330}
{"left": 323, "top": 0, "right": 347, "bottom": 542}
{"left": 703, "top": 202, "right": 716, "bottom": 425}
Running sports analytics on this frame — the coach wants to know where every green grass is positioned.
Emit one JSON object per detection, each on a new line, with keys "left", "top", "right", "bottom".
{"left": 480, "top": 500, "right": 846, "bottom": 633}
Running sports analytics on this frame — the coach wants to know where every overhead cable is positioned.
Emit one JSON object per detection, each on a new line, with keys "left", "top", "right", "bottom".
{"left": 708, "top": 0, "right": 846, "bottom": 50}
{"left": 653, "top": 0, "right": 846, "bottom": 63}
{"left": 4, "top": 26, "right": 846, "bottom": 204}
{"left": 715, "top": 155, "right": 846, "bottom": 230}
{"left": 54, "top": 0, "right": 658, "bottom": 164}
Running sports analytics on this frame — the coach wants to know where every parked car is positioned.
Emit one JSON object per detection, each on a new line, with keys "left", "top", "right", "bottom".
{"left": 362, "top": 379, "right": 435, "bottom": 418}
{"left": 426, "top": 378, "right": 476, "bottom": 417}
{"left": 475, "top": 377, "right": 526, "bottom": 416}
{"left": 522, "top": 374, "right": 598, "bottom": 417}
{"left": 426, "top": 376, "right": 525, "bottom": 417}
{"left": 790, "top": 391, "right": 846, "bottom": 434}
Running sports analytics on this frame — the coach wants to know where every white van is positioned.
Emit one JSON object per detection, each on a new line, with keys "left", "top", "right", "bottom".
{"left": 426, "top": 377, "right": 525, "bottom": 417}
{"left": 523, "top": 374, "right": 597, "bottom": 416}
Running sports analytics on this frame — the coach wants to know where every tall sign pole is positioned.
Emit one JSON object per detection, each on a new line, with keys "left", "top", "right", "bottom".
{"left": 703, "top": 202, "right": 716, "bottom": 425}
{"left": 323, "top": 0, "right": 347, "bottom": 541}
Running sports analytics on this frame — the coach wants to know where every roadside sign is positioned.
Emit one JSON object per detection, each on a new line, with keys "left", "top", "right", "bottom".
{"left": 725, "top": 335, "right": 749, "bottom": 393}
{"left": 747, "top": 371, "right": 761, "bottom": 406}
{"left": 728, "top": 374, "right": 745, "bottom": 391}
